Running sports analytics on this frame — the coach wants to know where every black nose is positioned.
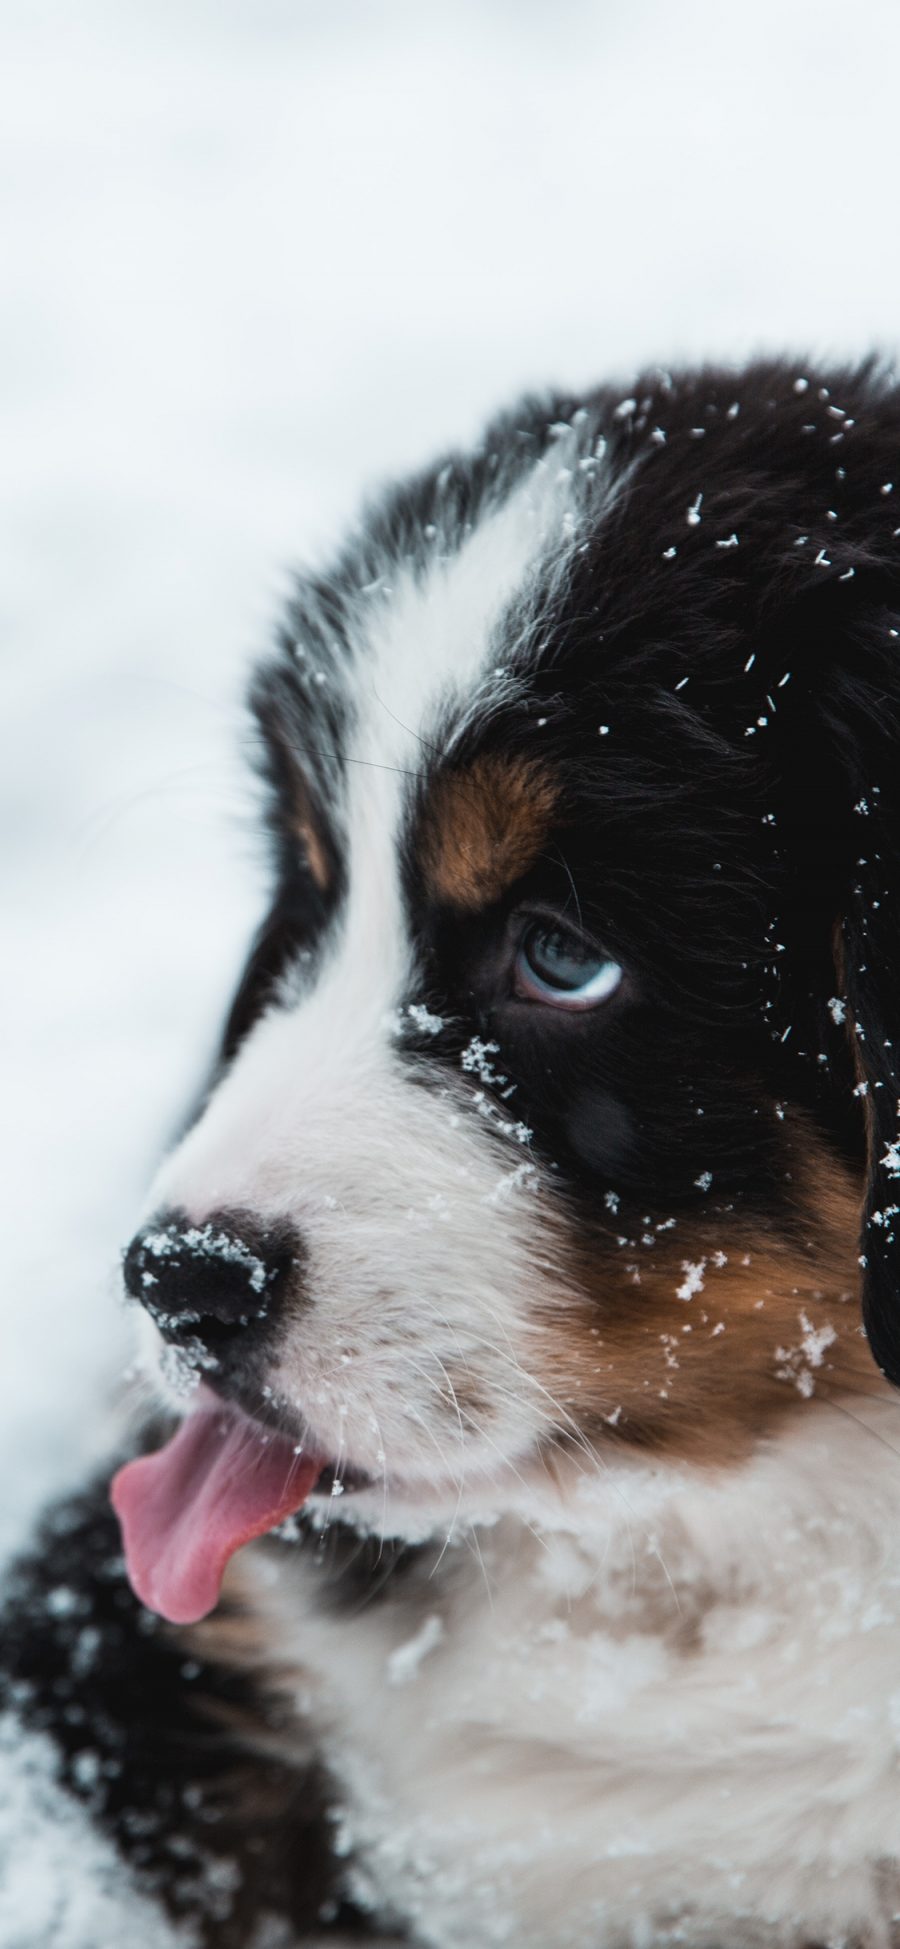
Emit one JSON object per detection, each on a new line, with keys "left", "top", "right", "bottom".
{"left": 123, "top": 1208, "right": 300, "bottom": 1348}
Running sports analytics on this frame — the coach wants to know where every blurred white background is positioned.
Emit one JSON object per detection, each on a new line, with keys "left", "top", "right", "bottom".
{"left": 2, "top": 0, "right": 899, "bottom": 1559}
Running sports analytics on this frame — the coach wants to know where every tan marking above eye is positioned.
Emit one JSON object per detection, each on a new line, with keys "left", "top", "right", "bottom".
{"left": 283, "top": 759, "right": 330, "bottom": 892}
{"left": 296, "top": 810, "right": 330, "bottom": 894}
{"left": 421, "top": 754, "right": 559, "bottom": 911}
{"left": 265, "top": 716, "right": 332, "bottom": 894}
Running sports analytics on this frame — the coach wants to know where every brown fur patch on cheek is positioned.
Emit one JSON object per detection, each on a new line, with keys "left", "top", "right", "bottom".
{"left": 537, "top": 1143, "right": 878, "bottom": 1465}
{"left": 421, "top": 755, "right": 558, "bottom": 910}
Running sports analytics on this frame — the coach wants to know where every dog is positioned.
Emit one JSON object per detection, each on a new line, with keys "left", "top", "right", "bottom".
{"left": 4, "top": 357, "right": 900, "bottom": 1949}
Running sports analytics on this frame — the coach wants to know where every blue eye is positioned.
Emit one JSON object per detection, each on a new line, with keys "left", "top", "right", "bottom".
{"left": 515, "top": 922, "right": 623, "bottom": 1011}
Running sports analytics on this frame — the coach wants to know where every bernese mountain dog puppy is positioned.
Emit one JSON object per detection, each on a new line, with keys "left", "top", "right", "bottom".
{"left": 4, "top": 358, "right": 900, "bottom": 1949}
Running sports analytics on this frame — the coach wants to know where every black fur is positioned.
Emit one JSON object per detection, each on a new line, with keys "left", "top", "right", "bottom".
{"left": 245, "top": 357, "right": 900, "bottom": 1373}
{"left": 0, "top": 1477, "right": 388, "bottom": 1944}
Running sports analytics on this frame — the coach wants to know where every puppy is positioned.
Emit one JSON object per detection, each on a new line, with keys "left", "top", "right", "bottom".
{"left": 4, "top": 358, "right": 900, "bottom": 1949}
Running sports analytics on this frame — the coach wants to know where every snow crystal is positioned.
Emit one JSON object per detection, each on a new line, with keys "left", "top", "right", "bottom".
{"left": 881, "top": 1139, "right": 900, "bottom": 1179}
{"left": 686, "top": 493, "right": 703, "bottom": 527}
{"left": 484, "top": 1160, "right": 538, "bottom": 1205}
{"left": 869, "top": 1204, "right": 900, "bottom": 1232}
{"left": 71, "top": 1627, "right": 102, "bottom": 1679}
{"left": 185, "top": 1226, "right": 269, "bottom": 1293}
{"left": 469, "top": 1087, "right": 533, "bottom": 1150}
{"left": 461, "top": 1036, "right": 503, "bottom": 1086}
{"left": 407, "top": 1002, "right": 444, "bottom": 1036}
{"left": 140, "top": 1228, "right": 178, "bottom": 1259}
{"left": 45, "top": 1586, "right": 81, "bottom": 1620}
{"left": 828, "top": 997, "right": 847, "bottom": 1024}
{"left": 774, "top": 1312, "right": 837, "bottom": 1397}
{"left": 694, "top": 1171, "right": 713, "bottom": 1191}
{"left": 676, "top": 1260, "right": 706, "bottom": 1301}
{"left": 71, "top": 1751, "right": 102, "bottom": 1792}
{"left": 143, "top": 1223, "right": 270, "bottom": 1295}
{"left": 159, "top": 1336, "right": 219, "bottom": 1399}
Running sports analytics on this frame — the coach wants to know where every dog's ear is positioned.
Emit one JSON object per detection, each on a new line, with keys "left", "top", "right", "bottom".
{"left": 813, "top": 598, "right": 900, "bottom": 1383}
{"left": 835, "top": 774, "right": 900, "bottom": 1385}
{"left": 759, "top": 546, "right": 900, "bottom": 1381}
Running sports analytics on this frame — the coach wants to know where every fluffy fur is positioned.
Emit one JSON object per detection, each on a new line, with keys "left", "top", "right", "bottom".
{"left": 5, "top": 357, "right": 900, "bottom": 1948}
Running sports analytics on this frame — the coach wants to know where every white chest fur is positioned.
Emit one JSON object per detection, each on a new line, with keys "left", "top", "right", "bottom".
{"left": 248, "top": 1399, "right": 900, "bottom": 1949}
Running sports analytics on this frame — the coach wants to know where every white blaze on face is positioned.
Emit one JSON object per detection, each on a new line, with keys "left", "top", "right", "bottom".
{"left": 146, "top": 455, "right": 586, "bottom": 1493}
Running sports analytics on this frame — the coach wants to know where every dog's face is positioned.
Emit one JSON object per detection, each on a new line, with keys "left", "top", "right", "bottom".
{"left": 127, "top": 362, "right": 900, "bottom": 1533}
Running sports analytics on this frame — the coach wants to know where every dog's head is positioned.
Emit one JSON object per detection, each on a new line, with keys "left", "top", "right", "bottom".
{"left": 114, "top": 361, "right": 900, "bottom": 1619}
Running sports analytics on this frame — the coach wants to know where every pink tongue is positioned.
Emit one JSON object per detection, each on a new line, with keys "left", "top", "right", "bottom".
{"left": 110, "top": 1396, "right": 322, "bottom": 1625}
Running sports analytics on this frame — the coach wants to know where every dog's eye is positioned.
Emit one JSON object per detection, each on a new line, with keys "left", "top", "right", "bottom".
{"left": 515, "top": 922, "right": 623, "bottom": 1010}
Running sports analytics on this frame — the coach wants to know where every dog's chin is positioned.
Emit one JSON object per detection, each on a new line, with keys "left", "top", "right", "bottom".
{"left": 134, "top": 1323, "right": 569, "bottom": 1544}
{"left": 218, "top": 1380, "right": 540, "bottom": 1533}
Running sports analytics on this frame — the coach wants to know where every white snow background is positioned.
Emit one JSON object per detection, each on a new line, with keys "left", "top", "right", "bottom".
{"left": 1, "top": 0, "right": 900, "bottom": 1937}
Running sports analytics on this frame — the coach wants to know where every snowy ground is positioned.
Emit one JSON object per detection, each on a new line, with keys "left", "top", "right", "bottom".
{"left": 1, "top": 0, "right": 900, "bottom": 1935}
